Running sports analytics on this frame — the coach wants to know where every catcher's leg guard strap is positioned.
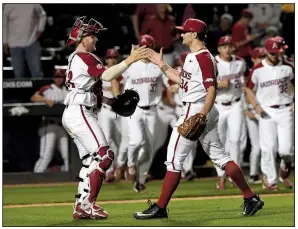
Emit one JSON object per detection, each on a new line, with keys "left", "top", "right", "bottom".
{"left": 79, "top": 146, "right": 114, "bottom": 208}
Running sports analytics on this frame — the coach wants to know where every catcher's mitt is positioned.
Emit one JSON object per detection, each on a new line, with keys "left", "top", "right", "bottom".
{"left": 111, "top": 89, "right": 140, "bottom": 117}
{"left": 177, "top": 113, "right": 207, "bottom": 141}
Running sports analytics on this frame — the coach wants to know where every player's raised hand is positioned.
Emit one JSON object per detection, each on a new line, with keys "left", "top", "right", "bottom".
{"left": 148, "top": 47, "right": 165, "bottom": 67}
{"left": 127, "top": 45, "right": 149, "bottom": 63}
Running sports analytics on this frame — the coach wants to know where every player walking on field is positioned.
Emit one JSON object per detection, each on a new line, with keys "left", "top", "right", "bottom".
{"left": 61, "top": 16, "right": 149, "bottom": 220}
{"left": 245, "top": 37, "right": 294, "bottom": 190}
{"left": 134, "top": 18, "right": 264, "bottom": 220}
{"left": 213, "top": 36, "right": 248, "bottom": 190}
{"left": 243, "top": 47, "right": 266, "bottom": 184}
{"left": 122, "top": 34, "right": 170, "bottom": 192}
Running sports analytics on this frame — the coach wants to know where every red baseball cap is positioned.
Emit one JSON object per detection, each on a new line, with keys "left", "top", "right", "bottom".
{"left": 275, "top": 36, "right": 289, "bottom": 49}
{"left": 139, "top": 34, "right": 155, "bottom": 47}
{"left": 264, "top": 38, "right": 283, "bottom": 53}
{"left": 176, "top": 18, "right": 207, "bottom": 33}
{"left": 251, "top": 47, "right": 266, "bottom": 58}
{"left": 241, "top": 9, "right": 253, "bottom": 19}
{"left": 218, "top": 36, "right": 233, "bottom": 46}
{"left": 106, "top": 48, "right": 119, "bottom": 58}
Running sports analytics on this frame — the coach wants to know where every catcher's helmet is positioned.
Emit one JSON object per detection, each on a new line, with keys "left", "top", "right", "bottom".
{"left": 67, "top": 16, "right": 107, "bottom": 46}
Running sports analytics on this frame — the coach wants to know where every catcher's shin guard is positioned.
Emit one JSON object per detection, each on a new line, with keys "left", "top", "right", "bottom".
{"left": 78, "top": 146, "right": 114, "bottom": 209}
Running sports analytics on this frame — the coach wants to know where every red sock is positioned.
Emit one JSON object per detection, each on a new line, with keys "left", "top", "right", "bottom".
{"left": 157, "top": 171, "right": 181, "bottom": 208}
{"left": 225, "top": 161, "right": 254, "bottom": 199}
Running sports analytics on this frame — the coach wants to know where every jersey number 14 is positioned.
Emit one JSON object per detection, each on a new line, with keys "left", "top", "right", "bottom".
{"left": 180, "top": 79, "right": 188, "bottom": 92}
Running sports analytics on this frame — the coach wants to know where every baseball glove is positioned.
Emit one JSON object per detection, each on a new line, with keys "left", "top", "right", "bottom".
{"left": 177, "top": 113, "right": 207, "bottom": 141}
{"left": 111, "top": 89, "right": 140, "bottom": 117}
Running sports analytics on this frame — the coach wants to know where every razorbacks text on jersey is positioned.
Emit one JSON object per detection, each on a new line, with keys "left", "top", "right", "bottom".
{"left": 178, "top": 49, "right": 217, "bottom": 103}
{"left": 215, "top": 55, "right": 247, "bottom": 103}
{"left": 248, "top": 59, "right": 294, "bottom": 106}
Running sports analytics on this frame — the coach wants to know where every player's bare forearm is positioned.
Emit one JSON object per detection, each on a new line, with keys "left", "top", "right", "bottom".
{"left": 217, "top": 79, "right": 229, "bottom": 88}
{"left": 244, "top": 87, "right": 258, "bottom": 107}
{"left": 31, "top": 92, "right": 48, "bottom": 103}
{"left": 160, "top": 62, "right": 181, "bottom": 84}
{"left": 200, "top": 86, "right": 216, "bottom": 116}
{"left": 111, "top": 79, "right": 121, "bottom": 96}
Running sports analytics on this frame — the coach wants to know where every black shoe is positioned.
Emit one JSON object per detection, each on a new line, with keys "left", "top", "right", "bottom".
{"left": 185, "top": 170, "right": 196, "bottom": 181}
{"left": 249, "top": 175, "right": 262, "bottom": 184}
{"left": 133, "top": 182, "right": 146, "bottom": 193}
{"left": 242, "top": 194, "right": 264, "bottom": 216}
{"left": 134, "top": 201, "right": 168, "bottom": 220}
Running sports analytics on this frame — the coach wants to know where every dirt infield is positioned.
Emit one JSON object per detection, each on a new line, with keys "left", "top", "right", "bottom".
{"left": 4, "top": 193, "right": 293, "bottom": 209}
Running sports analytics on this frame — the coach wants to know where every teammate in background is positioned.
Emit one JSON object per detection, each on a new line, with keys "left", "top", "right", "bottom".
{"left": 245, "top": 37, "right": 294, "bottom": 190}
{"left": 97, "top": 48, "right": 122, "bottom": 182}
{"left": 134, "top": 19, "right": 264, "bottom": 219}
{"left": 213, "top": 36, "right": 247, "bottom": 190}
{"left": 61, "top": 16, "right": 149, "bottom": 219}
{"left": 31, "top": 67, "right": 69, "bottom": 173}
{"left": 122, "top": 34, "right": 169, "bottom": 192}
{"left": 274, "top": 36, "right": 294, "bottom": 68}
{"left": 243, "top": 47, "right": 266, "bottom": 184}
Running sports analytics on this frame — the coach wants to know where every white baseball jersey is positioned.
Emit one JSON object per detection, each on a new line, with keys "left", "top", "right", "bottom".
{"left": 39, "top": 83, "right": 68, "bottom": 103}
{"left": 178, "top": 49, "right": 217, "bottom": 103}
{"left": 215, "top": 55, "right": 247, "bottom": 103}
{"left": 248, "top": 59, "right": 294, "bottom": 106}
{"left": 122, "top": 60, "right": 169, "bottom": 107}
{"left": 64, "top": 51, "right": 106, "bottom": 107}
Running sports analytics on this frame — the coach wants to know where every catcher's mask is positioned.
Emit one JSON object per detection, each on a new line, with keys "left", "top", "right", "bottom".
{"left": 66, "top": 16, "right": 107, "bottom": 46}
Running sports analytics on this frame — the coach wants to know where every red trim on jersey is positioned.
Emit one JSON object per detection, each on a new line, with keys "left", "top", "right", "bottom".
{"left": 76, "top": 53, "right": 106, "bottom": 78}
{"left": 196, "top": 52, "right": 217, "bottom": 89}
{"left": 171, "top": 103, "right": 191, "bottom": 170}
{"left": 39, "top": 85, "right": 52, "bottom": 95}
{"left": 80, "top": 105, "right": 100, "bottom": 149}
{"left": 247, "top": 62, "right": 264, "bottom": 89}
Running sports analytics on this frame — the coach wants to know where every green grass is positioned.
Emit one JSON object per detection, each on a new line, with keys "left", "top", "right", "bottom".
{"left": 3, "top": 195, "right": 294, "bottom": 226}
{"left": 3, "top": 177, "right": 295, "bottom": 205}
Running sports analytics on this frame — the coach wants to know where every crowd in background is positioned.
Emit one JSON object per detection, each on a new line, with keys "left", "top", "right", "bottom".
{"left": 3, "top": 3, "right": 295, "bottom": 80}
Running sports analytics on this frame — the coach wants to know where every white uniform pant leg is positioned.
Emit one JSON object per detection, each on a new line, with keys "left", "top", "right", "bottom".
{"left": 258, "top": 114, "right": 278, "bottom": 185}
{"left": 182, "top": 145, "right": 196, "bottom": 173}
{"left": 246, "top": 116, "right": 261, "bottom": 176}
{"left": 62, "top": 105, "right": 108, "bottom": 157}
{"left": 34, "top": 124, "right": 58, "bottom": 173}
{"left": 57, "top": 126, "right": 69, "bottom": 172}
{"left": 277, "top": 107, "right": 294, "bottom": 164}
{"left": 200, "top": 107, "right": 233, "bottom": 171}
{"left": 226, "top": 102, "right": 243, "bottom": 167}
{"left": 137, "top": 108, "right": 158, "bottom": 184}
{"left": 116, "top": 117, "right": 129, "bottom": 167}
{"left": 126, "top": 107, "right": 145, "bottom": 167}
{"left": 214, "top": 104, "right": 228, "bottom": 177}
{"left": 240, "top": 117, "right": 248, "bottom": 163}
{"left": 98, "top": 107, "right": 119, "bottom": 174}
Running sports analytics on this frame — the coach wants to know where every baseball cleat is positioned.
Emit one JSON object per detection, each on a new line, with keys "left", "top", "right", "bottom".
{"left": 133, "top": 182, "right": 146, "bottom": 193}
{"left": 242, "top": 194, "right": 264, "bottom": 216}
{"left": 184, "top": 170, "right": 196, "bottom": 181}
{"left": 249, "top": 175, "right": 262, "bottom": 184}
{"left": 125, "top": 166, "right": 136, "bottom": 183}
{"left": 73, "top": 203, "right": 108, "bottom": 220}
{"left": 134, "top": 202, "right": 168, "bottom": 220}
{"left": 279, "top": 177, "right": 293, "bottom": 189}
{"left": 216, "top": 177, "right": 226, "bottom": 190}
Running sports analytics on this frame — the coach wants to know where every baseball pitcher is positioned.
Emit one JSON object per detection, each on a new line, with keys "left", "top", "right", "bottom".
{"left": 134, "top": 18, "right": 264, "bottom": 220}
